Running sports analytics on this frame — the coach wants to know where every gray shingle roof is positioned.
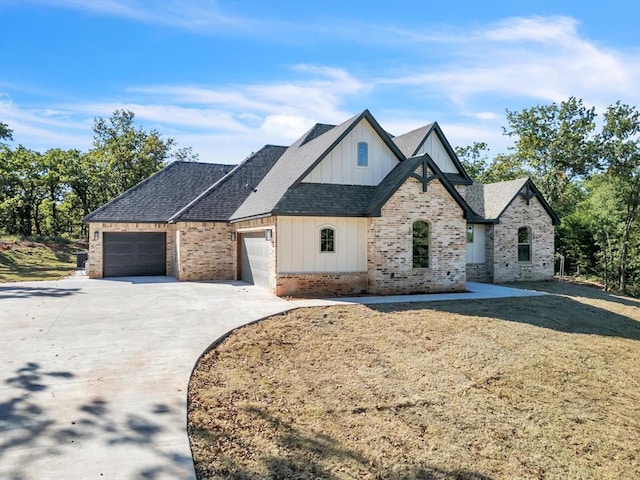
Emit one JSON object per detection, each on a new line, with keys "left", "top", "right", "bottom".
{"left": 463, "top": 177, "right": 559, "bottom": 225}
{"left": 230, "top": 110, "right": 405, "bottom": 221}
{"left": 392, "top": 124, "right": 434, "bottom": 157}
{"left": 300, "top": 123, "right": 335, "bottom": 146}
{"left": 83, "top": 161, "right": 234, "bottom": 223}
{"left": 172, "top": 145, "right": 286, "bottom": 221}
{"left": 275, "top": 183, "right": 375, "bottom": 216}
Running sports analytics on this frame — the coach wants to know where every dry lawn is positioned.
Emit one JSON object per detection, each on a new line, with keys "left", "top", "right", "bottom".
{"left": 188, "top": 282, "right": 640, "bottom": 480}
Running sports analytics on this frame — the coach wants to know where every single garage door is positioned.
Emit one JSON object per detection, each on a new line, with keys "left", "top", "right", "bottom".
{"left": 103, "top": 232, "right": 166, "bottom": 277}
{"left": 240, "top": 232, "right": 270, "bottom": 288}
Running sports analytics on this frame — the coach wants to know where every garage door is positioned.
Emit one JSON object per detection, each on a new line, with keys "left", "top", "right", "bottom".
{"left": 103, "top": 232, "right": 166, "bottom": 277}
{"left": 240, "top": 232, "right": 270, "bottom": 288}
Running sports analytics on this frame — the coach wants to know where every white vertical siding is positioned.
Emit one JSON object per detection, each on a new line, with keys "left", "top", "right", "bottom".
{"left": 302, "top": 119, "right": 399, "bottom": 185}
{"left": 277, "top": 216, "right": 367, "bottom": 272}
{"left": 466, "top": 224, "right": 486, "bottom": 263}
{"left": 416, "top": 132, "right": 458, "bottom": 173}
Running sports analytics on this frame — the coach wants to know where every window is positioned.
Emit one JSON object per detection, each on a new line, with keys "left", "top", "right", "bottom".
{"left": 320, "top": 227, "right": 335, "bottom": 253}
{"left": 467, "top": 225, "right": 474, "bottom": 243}
{"left": 518, "top": 226, "right": 531, "bottom": 262}
{"left": 413, "top": 221, "right": 430, "bottom": 268}
{"left": 357, "top": 141, "right": 368, "bottom": 167}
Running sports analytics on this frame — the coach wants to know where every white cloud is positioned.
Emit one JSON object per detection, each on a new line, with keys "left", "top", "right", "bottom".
{"left": 384, "top": 16, "right": 640, "bottom": 107}
{"left": 17, "top": 0, "right": 251, "bottom": 30}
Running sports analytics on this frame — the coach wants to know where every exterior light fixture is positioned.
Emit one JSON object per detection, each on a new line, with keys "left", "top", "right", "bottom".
{"left": 93, "top": 231, "right": 99, "bottom": 241}
{"left": 265, "top": 229, "right": 272, "bottom": 241}
{"left": 230, "top": 231, "right": 237, "bottom": 241}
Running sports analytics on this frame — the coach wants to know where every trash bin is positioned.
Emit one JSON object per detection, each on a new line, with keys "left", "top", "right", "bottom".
{"left": 76, "top": 250, "right": 89, "bottom": 269}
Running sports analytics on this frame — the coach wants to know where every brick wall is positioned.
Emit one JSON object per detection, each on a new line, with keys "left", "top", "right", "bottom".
{"left": 175, "top": 222, "right": 235, "bottom": 281}
{"left": 491, "top": 195, "right": 555, "bottom": 282}
{"left": 276, "top": 272, "right": 369, "bottom": 297}
{"left": 367, "top": 175, "right": 467, "bottom": 294}
{"left": 466, "top": 263, "right": 489, "bottom": 282}
{"left": 86, "top": 222, "right": 176, "bottom": 279}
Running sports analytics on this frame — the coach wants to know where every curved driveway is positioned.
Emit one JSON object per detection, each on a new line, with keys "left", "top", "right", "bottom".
{"left": 0, "top": 277, "right": 293, "bottom": 480}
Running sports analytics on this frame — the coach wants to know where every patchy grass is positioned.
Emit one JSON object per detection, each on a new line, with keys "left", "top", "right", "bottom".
{"left": 0, "top": 237, "right": 87, "bottom": 282}
{"left": 189, "top": 282, "right": 640, "bottom": 480}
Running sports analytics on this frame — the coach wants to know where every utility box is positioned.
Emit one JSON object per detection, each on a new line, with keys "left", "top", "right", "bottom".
{"left": 76, "top": 250, "right": 89, "bottom": 269}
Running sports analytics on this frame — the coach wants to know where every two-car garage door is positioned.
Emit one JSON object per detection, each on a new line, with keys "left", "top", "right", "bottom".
{"left": 103, "top": 232, "right": 166, "bottom": 277}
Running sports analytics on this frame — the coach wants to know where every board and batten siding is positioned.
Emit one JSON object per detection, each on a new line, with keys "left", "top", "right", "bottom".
{"left": 277, "top": 216, "right": 367, "bottom": 273}
{"left": 466, "top": 224, "right": 486, "bottom": 264}
{"left": 415, "top": 132, "right": 458, "bottom": 173}
{"left": 302, "top": 119, "right": 399, "bottom": 186}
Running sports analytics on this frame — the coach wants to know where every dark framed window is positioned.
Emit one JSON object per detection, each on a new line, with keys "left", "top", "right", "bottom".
{"left": 518, "top": 226, "right": 531, "bottom": 262}
{"left": 357, "top": 141, "right": 368, "bottom": 167}
{"left": 320, "top": 227, "right": 335, "bottom": 253}
{"left": 413, "top": 221, "right": 430, "bottom": 268}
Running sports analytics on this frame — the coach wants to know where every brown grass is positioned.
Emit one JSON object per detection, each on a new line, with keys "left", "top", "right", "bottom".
{"left": 188, "top": 282, "right": 640, "bottom": 480}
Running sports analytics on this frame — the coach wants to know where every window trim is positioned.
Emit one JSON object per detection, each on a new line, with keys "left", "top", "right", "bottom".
{"left": 517, "top": 226, "right": 532, "bottom": 262}
{"left": 319, "top": 226, "right": 335, "bottom": 254}
{"left": 356, "top": 141, "right": 369, "bottom": 168}
{"left": 412, "top": 220, "right": 430, "bottom": 269}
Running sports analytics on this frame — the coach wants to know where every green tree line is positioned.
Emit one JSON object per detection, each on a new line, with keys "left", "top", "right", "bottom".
{"left": 457, "top": 97, "right": 640, "bottom": 295}
{"left": 0, "top": 110, "right": 195, "bottom": 239}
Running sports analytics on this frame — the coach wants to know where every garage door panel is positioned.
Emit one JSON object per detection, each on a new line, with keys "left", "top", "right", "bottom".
{"left": 103, "top": 232, "right": 166, "bottom": 277}
{"left": 240, "top": 232, "right": 270, "bottom": 289}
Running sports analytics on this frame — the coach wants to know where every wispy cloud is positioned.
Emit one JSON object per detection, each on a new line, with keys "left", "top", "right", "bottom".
{"left": 14, "top": 0, "right": 253, "bottom": 30}
{"left": 383, "top": 16, "right": 639, "bottom": 106}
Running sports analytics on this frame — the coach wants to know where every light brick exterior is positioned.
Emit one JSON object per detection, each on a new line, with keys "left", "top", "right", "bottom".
{"left": 87, "top": 180, "right": 555, "bottom": 293}
{"left": 87, "top": 222, "right": 176, "bottom": 279}
{"left": 491, "top": 195, "right": 555, "bottom": 283}
{"left": 367, "top": 175, "right": 467, "bottom": 295}
{"left": 276, "top": 272, "right": 368, "bottom": 297}
{"left": 174, "top": 222, "right": 235, "bottom": 281}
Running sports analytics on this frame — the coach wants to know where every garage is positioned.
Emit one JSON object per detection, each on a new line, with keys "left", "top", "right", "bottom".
{"left": 103, "top": 232, "right": 166, "bottom": 277}
{"left": 240, "top": 231, "right": 271, "bottom": 288}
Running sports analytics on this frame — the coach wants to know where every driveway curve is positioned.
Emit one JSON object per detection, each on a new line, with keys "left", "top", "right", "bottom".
{"left": 0, "top": 277, "right": 293, "bottom": 480}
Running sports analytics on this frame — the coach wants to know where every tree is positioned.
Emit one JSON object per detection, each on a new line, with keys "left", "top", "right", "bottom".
{"left": 0, "top": 121, "right": 12, "bottom": 144}
{"left": 600, "top": 102, "right": 640, "bottom": 292}
{"left": 504, "top": 97, "right": 599, "bottom": 216}
{"left": 91, "top": 110, "right": 175, "bottom": 198}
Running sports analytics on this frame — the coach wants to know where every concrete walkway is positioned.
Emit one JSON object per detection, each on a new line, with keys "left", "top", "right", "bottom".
{"left": 290, "top": 281, "right": 546, "bottom": 307}
{"left": 0, "top": 277, "right": 545, "bottom": 479}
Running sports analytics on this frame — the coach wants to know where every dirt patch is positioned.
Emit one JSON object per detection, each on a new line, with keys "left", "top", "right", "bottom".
{"left": 189, "top": 282, "right": 640, "bottom": 479}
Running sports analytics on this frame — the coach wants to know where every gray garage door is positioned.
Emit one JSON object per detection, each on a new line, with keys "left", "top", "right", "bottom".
{"left": 103, "top": 232, "right": 166, "bottom": 277}
{"left": 240, "top": 232, "right": 270, "bottom": 288}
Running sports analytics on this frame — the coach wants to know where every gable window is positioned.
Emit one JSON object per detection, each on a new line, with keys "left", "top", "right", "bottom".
{"left": 320, "top": 227, "right": 335, "bottom": 253}
{"left": 412, "top": 221, "right": 430, "bottom": 268}
{"left": 518, "top": 226, "right": 531, "bottom": 262}
{"left": 467, "top": 225, "right": 474, "bottom": 243}
{"left": 357, "top": 141, "right": 368, "bottom": 167}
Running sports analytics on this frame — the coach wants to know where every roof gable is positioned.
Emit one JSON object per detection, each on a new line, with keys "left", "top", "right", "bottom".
{"left": 231, "top": 110, "right": 405, "bottom": 221}
{"left": 468, "top": 178, "right": 560, "bottom": 225}
{"left": 393, "top": 122, "right": 472, "bottom": 184}
{"left": 83, "top": 161, "right": 234, "bottom": 223}
{"left": 301, "top": 116, "right": 402, "bottom": 186}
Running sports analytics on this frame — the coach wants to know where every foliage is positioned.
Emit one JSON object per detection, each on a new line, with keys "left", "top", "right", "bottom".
{"left": 0, "top": 110, "right": 185, "bottom": 239}
{"left": 457, "top": 97, "right": 640, "bottom": 294}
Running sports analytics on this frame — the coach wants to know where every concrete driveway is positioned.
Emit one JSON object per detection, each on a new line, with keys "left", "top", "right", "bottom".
{"left": 0, "top": 277, "right": 294, "bottom": 480}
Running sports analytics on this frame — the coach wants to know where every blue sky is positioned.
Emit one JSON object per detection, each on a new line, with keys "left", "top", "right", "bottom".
{"left": 1, "top": 0, "right": 639, "bottom": 163}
